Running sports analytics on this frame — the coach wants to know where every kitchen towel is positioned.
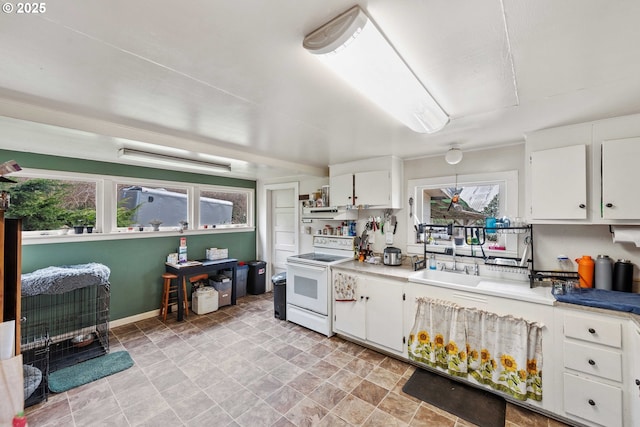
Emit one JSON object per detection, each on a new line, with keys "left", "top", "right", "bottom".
{"left": 554, "top": 288, "right": 640, "bottom": 314}
{"left": 333, "top": 272, "right": 357, "bottom": 301}
{"left": 611, "top": 226, "right": 640, "bottom": 247}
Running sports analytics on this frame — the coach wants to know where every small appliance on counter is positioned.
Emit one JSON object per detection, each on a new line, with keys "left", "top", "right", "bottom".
{"left": 383, "top": 246, "right": 402, "bottom": 266}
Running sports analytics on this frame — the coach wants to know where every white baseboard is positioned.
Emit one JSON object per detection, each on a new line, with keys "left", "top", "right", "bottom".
{"left": 110, "top": 310, "right": 160, "bottom": 328}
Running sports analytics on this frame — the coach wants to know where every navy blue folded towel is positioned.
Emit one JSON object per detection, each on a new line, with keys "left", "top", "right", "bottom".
{"left": 554, "top": 288, "right": 640, "bottom": 315}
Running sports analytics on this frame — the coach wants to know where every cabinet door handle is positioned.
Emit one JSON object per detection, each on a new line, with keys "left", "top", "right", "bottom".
{"left": 635, "top": 379, "right": 639, "bottom": 386}
{"left": 605, "top": 203, "right": 613, "bottom": 208}
{"left": 588, "top": 359, "right": 596, "bottom": 366}
{"left": 579, "top": 203, "right": 586, "bottom": 209}
{"left": 588, "top": 327, "right": 596, "bottom": 334}
{"left": 365, "top": 296, "right": 369, "bottom": 301}
{"left": 588, "top": 399, "right": 596, "bottom": 406}
{"left": 360, "top": 296, "right": 364, "bottom": 300}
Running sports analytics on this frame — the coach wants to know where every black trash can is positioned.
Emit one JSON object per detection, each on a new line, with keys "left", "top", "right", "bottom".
{"left": 247, "top": 260, "right": 266, "bottom": 295}
{"left": 272, "top": 272, "right": 287, "bottom": 320}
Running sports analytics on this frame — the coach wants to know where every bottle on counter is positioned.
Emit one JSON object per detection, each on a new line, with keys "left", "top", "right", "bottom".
{"left": 594, "top": 255, "right": 613, "bottom": 290}
{"left": 429, "top": 254, "right": 437, "bottom": 270}
{"left": 613, "top": 259, "right": 634, "bottom": 292}
{"left": 575, "top": 255, "right": 595, "bottom": 288}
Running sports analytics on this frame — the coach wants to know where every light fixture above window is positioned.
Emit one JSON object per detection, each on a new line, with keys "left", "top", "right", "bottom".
{"left": 117, "top": 148, "right": 231, "bottom": 173}
{"left": 445, "top": 147, "right": 463, "bottom": 165}
{"left": 303, "top": 6, "right": 449, "bottom": 133}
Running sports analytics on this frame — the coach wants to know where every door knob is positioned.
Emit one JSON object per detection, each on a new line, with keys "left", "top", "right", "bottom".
{"left": 605, "top": 203, "right": 613, "bottom": 208}
{"left": 579, "top": 204, "right": 586, "bottom": 209}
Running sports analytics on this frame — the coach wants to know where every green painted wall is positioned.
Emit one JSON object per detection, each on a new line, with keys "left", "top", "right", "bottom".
{"left": 2, "top": 149, "right": 257, "bottom": 321}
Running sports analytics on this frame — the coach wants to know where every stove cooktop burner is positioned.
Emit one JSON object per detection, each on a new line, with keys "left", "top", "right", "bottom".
{"left": 290, "top": 253, "right": 350, "bottom": 263}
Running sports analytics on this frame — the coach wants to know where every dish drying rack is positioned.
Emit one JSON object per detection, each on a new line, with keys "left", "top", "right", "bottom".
{"left": 415, "top": 223, "right": 536, "bottom": 280}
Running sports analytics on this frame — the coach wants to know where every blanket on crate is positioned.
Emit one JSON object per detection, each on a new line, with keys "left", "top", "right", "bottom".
{"left": 21, "top": 263, "right": 111, "bottom": 296}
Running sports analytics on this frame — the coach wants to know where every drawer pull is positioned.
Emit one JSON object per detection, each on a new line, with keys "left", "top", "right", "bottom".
{"left": 588, "top": 327, "right": 596, "bottom": 334}
{"left": 588, "top": 399, "right": 596, "bottom": 406}
{"left": 588, "top": 359, "right": 596, "bottom": 366}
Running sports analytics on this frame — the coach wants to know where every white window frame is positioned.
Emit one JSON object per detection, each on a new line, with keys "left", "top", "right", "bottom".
{"left": 113, "top": 178, "right": 192, "bottom": 232}
{"left": 11, "top": 169, "right": 255, "bottom": 245}
{"left": 195, "top": 184, "right": 255, "bottom": 229}
{"left": 9, "top": 168, "right": 103, "bottom": 238}
{"left": 406, "top": 170, "right": 519, "bottom": 257}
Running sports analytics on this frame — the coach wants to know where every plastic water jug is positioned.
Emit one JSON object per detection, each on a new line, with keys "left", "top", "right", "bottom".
{"left": 575, "top": 255, "right": 594, "bottom": 288}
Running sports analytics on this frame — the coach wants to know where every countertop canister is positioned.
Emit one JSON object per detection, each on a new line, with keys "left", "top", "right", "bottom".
{"left": 594, "top": 255, "right": 613, "bottom": 290}
{"left": 575, "top": 255, "right": 595, "bottom": 288}
{"left": 613, "top": 259, "right": 633, "bottom": 292}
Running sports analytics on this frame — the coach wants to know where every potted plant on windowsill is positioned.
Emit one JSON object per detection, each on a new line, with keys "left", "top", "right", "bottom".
{"left": 70, "top": 210, "right": 96, "bottom": 234}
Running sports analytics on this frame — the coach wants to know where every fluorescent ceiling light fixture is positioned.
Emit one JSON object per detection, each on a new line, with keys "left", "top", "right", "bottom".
{"left": 118, "top": 148, "right": 231, "bottom": 172}
{"left": 445, "top": 147, "right": 463, "bottom": 165}
{"left": 303, "top": 6, "right": 449, "bottom": 133}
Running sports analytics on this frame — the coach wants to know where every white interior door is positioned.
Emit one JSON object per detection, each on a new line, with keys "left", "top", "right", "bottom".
{"left": 271, "top": 187, "right": 296, "bottom": 280}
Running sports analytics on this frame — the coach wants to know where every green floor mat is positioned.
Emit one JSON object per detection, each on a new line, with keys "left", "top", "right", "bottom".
{"left": 48, "top": 351, "right": 134, "bottom": 393}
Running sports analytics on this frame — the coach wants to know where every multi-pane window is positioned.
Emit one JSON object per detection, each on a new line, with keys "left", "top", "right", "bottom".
{"left": 0, "top": 175, "right": 97, "bottom": 235}
{"left": 1, "top": 169, "right": 254, "bottom": 239}
{"left": 198, "top": 188, "right": 249, "bottom": 228}
{"left": 116, "top": 184, "right": 189, "bottom": 230}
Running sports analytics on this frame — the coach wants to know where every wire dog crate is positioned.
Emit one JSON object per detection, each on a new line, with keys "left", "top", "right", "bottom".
{"left": 20, "top": 263, "right": 111, "bottom": 406}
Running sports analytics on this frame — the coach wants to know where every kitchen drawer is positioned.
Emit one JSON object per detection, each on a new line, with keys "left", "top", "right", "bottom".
{"left": 563, "top": 312, "right": 622, "bottom": 348}
{"left": 563, "top": 341, "right": 622, "bottom": 382}
{"left": 563, "top": 373, "right": 622, "bottom": 427}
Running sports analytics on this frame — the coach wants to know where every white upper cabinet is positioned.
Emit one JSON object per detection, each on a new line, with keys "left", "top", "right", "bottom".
{"left": 329, "top": 173, "right": 354, "bottom": 207}
{"left": 530, "top": 144, "right": 587, "bottom": 220}
{"left": 526, "top": 112, "right": 640, "bottom": 224}
{"left": 601, "top": 138, "right": 640, "bottom": 219}
{"left": 329, "top": 156, "right": 403, "bottom": 209}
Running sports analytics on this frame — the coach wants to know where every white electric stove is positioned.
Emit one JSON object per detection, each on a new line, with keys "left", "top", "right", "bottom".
{"left": 286, "top": 235, "right": 355, "bottom": 336}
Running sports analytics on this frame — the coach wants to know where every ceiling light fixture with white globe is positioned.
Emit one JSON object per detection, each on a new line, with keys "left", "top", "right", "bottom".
{"left": 303, "top": 5, "right": 449, "bottom": 133}
{"left": 445, "top": 147, "right": 463, "bottom": 165}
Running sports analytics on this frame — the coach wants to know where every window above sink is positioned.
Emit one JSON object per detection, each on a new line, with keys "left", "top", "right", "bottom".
{"left": 407, "top": 170, "right": 519, "bottom": 257}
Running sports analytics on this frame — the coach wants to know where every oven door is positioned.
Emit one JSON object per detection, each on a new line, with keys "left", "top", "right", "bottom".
{"left": 286, "top": 262, "right": 328, "bottom": 315}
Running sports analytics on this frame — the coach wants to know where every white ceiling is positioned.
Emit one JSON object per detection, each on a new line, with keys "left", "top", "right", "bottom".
{"left": 1, "top": 0, "right": 640, "bottom": 179}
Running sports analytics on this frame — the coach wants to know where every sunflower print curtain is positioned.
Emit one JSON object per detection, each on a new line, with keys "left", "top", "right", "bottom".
{"left": 407, "top": 298, "right": 467, "bottom": 377}
{"left": 407, "top": 297, "right": 543, "bottom": 402}
{"left": 465, "top": 308, "right": 543, "bottom": 402}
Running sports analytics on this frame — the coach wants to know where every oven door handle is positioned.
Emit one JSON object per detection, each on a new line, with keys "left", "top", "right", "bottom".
{"left": 288, "top": 263, "right": 327, "bottom": 273}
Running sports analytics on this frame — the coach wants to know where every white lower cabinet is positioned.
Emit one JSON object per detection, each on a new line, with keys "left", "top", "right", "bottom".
{"left": 629, "top": 325, "right": 640, "bottom": 427}
{"left": 333, "top": 272, "right": 404, "bottom": 354}
{"left": 558, "top": 308, "right": 632, "bottom": 427}
{"left": 563, "top": 373, "right": 622, "bottom": 427}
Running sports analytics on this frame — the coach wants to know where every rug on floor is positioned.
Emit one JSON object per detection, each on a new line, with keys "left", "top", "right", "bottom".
{"left": 48, "top": 351, "right": 134, "bottom": 393}
{"left": 402, "top": 367, "right": 506, "bottom": 427}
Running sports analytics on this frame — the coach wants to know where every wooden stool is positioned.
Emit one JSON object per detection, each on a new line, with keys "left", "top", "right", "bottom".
{"left": 160, "top": 273, "right": 188, "bottom": 321}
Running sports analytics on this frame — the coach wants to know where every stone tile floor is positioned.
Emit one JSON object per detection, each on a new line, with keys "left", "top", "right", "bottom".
{"left": 25, "top": 293, "right": 569, "bottom": 426}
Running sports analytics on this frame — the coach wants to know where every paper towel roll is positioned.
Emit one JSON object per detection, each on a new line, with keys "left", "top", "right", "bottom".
{"left": 612, "top": 226, "right": 640, "bottom": 247}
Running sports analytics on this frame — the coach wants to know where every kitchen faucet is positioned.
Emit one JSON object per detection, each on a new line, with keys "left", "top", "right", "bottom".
{"left": 439, "top": 240, "right": 479, "bottom": 275}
